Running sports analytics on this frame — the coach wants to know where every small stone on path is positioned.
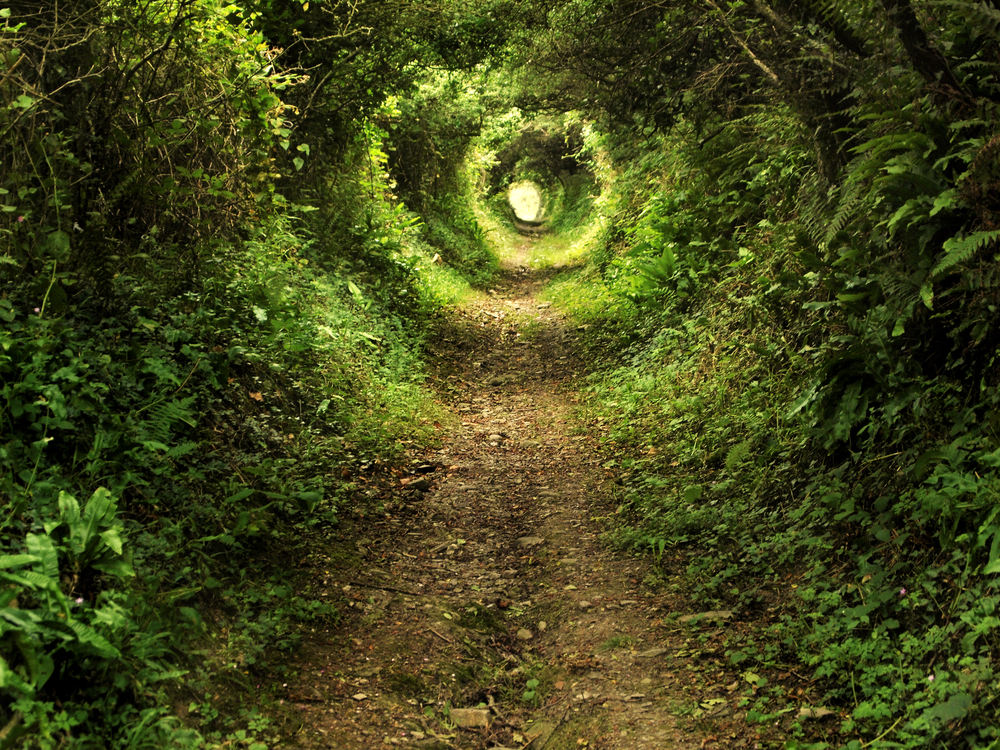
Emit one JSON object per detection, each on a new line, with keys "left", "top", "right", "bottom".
{"left": 450, "top": 708, "right": 491, "bottom": 728}
{"left": 517, "top": 628, "right": 533, "bottom": 640}
{"left": 517, "top": 536, "right": 544, "bottom": 548}
{"left": 677, "top": 610, "right": 733, "bottom": 624}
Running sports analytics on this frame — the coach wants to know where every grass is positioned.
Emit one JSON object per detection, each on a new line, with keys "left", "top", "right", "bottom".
{"left": 526, "top": 219, "right": 604, "bottom": 271}
{"left": 405, "top": 236, "right": 479, "bottom": 307}
{"left": 596, "top": 634, "right": 638, "bottom": 651}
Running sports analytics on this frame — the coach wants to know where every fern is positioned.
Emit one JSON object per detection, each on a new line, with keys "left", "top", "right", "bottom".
{"left": 939, "top": 1, "right": 1000, "bottom": 42}
{"left": 725, "top": 439, "right": 753, "bottom": 473}
{"left": 136, "top": 396, "right": 197, "bottom": 445}
{"left": 929, "top": 229, "right": 1000, "bottom": 281}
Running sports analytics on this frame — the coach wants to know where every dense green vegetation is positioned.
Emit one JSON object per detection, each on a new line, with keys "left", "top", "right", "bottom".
{"left": 3, "top": 0, "right": 1000, "bottom": 748}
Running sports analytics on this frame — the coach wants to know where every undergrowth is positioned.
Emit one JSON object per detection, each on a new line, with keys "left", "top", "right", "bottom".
{"left": 543, "top": 112, "right": 1000, "bottom": 749}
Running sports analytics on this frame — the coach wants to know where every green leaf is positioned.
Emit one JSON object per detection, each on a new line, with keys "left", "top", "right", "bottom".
{"left": 225, "top": 488, "right": 255, "bottom": 504}
{"left": 60, "top": 618, "right": 121, "bottom": 659}
{"left": 25, "top": 533, "right": 59, "bottom": 579}
{"left": 0, "top": 569, "right": 60, "bottom": 593}
{"left": 293, "top": 157, "right": 304, "bottom": 171}
{"left": 78, "top": 487, "right": 115, "bottom": 555}
{"left": 99, "top": 528, "right": 124, "bottom": 555}
{"left": 919, "top": 282, "right": 934, "bottom": 310}
{"left": 0, "top": 554, "right": 40, "bottom": 570}
{"left": 91, "top": 557, "right": 135, "bottom": 578}
{"left": 683, "top": 484, "right": 703, "bottom": 503}
{"left": 45, "top": 230, "right": 71, "bottom": 261}
{"left": 0, "top": 654, "right": 35, "bottom": 697}
{"left": 925, "top": 693, "right": 971, "bottom": 723}
{"left": 59, "top": 491, "right": 81, "bottom": 532}
{"left": 930, "top": 188, "right": 958, "bottom": 217}
{"left": 984, "top": 531, "right": 1000, "bottom": 575}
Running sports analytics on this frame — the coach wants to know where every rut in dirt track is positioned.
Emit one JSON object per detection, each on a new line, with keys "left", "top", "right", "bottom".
{"left": 279, "top": 259, "right": 740, "bottom": 750}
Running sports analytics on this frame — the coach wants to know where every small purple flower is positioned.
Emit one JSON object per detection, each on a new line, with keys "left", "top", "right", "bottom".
{"left": 17, "top": 215, "right": 25, "bottom": 223}
{"left": 75, "top": 597, "right": 83, "bottom": 604}
{"left": 33, "top": 307, "right": 39, "bottom": 313}
{"left": 928, "top": 674, "right": 935, "bottom": 682}
{"left": 899, "top": 587, "right": 907, "bottom": 596}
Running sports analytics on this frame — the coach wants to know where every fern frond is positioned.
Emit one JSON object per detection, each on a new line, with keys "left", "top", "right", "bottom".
{"left": 940, "top": 1, "right": 1000, "bottom": 42}
{"left": 725, "top": 439, "right": 753, "bottom": 473}
{"left": 137, "top": 396, "right": 198, "bottom": 445}
{"left": 930, "top": 229, "right": 1000, "bottom": 281}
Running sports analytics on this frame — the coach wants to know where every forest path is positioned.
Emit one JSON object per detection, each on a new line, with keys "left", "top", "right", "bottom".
{"left": 281, "top": 238, "right": 739, "bottom": 749}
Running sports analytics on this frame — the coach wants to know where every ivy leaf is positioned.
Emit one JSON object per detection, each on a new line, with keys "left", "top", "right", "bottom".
{"left": 293, "top": 157, "right": 305, "bottom": 171}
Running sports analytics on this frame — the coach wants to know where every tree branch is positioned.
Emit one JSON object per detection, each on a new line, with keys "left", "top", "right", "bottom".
{"left": 703, "top": 0, "right": 780, "bottom": 86}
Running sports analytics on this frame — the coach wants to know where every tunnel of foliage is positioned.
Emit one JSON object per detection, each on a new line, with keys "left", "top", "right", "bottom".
{"left": 2, "top": 0, "right": 1000, "bottom": 748}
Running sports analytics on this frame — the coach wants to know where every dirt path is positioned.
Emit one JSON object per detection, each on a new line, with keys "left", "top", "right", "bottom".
{"left": 280, "top": 242, "right": 748, "bottom": 749}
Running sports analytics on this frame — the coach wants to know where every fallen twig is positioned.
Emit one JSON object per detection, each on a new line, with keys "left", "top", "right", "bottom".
{"left": 427, "top": 627, "right": 453, "bottom": 643}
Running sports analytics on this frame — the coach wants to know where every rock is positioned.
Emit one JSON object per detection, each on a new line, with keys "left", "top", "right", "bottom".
{"left": 489, "top": 433, "right": 503, "bottom": 441}
{"left": 798, "top": 706, "right": 836, "bottom": 720}
{"left": 517, "top": 536, "right": 544, "bottom": 548}
{"left": 524, "top": 721, "right": 556, "bottom": 744}
{"left": 637, "top": 648, "right": 670, "bottom": 658}
{"left": 405, "top": 477, "right": 431, "bottom": 492}
{"left": 450, "top": 708, "right": 491, "bottom": 728}
{"left": 520, "top": 440, "right": 541, "bottom": 449}
{"left": 558, "top": 558, "right": 579, "bottom": 565}
{"left": 488, "top": 376, "right": 505, "bottom": 386}
{"left": 677, "top": 610, "right": 733, "bottom": 625}
{"left": 352, "top": 693, "right": 368, "bottom": 701}
{"left": 415, "top": 464, "right": 436, "bottom": 474}
{"left": 517, "top": 628, "right": 533, "bottom": 640}
{"left": 538, "top": 621, "right": 547, "bottom": 632}
{"left": 578, "top": 601, "right": 592, "bottom": 609}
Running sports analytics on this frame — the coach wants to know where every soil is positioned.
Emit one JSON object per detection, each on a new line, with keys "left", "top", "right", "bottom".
{"left": 277, "top": 240, "right": 797, "bottom": 749}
